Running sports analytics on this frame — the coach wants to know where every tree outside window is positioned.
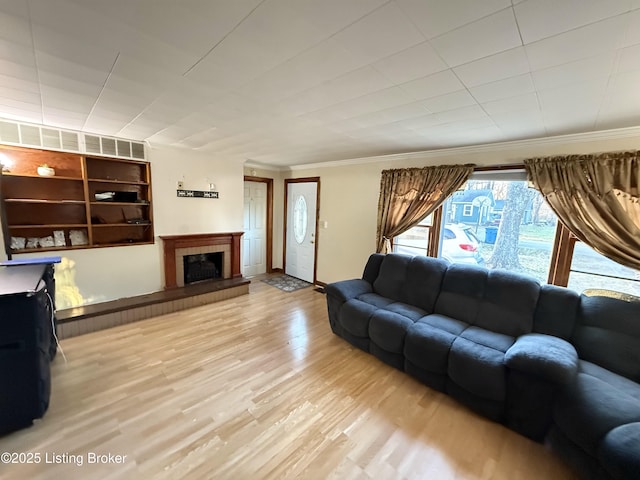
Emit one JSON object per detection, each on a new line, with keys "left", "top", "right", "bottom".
{"left": 394, "top": 172, "right": 640, "bottom": 296}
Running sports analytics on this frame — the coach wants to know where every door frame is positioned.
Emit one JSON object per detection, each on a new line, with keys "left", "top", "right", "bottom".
{"left": 284, "top": 177, "right": 320, "bottom": 284}
{"left": 243, "top": 175, "right": 274, "bottom": 274}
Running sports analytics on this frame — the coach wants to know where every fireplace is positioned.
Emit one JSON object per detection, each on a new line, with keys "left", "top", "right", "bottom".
{"left": 183, "top": 252, "right": 223, "bottom": 285}
{"left": 160, "top": 232, "right": 243, "bottom": 289}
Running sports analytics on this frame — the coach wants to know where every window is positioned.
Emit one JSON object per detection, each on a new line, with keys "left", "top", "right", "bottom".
{"left": 393, "top": 214, "right": 433, "bottom": 256}
{"left": 392, "top": 167, "right": 640, "bottom": 295}
{"left": 439, "top": 176, "right": 558, "bottom": 282}
{"left": 293, "top": 195, "right": 307, "bottom": 244}
{"left": 567, "top": 242, "right": 640, "bottom": 296}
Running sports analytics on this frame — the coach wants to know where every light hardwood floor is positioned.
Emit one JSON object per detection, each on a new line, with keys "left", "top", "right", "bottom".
{"left": 1, "top": 278, "right": 576, "bottom": 479}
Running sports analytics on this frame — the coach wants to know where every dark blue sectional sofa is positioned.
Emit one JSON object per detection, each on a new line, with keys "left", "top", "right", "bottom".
{"left": 325, "top": 253, "right": 640, "bottom": 480}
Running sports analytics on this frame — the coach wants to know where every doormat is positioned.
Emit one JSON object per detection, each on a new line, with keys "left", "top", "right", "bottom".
{"left": 262, "top": 275, "right": 312, "bottom": 292}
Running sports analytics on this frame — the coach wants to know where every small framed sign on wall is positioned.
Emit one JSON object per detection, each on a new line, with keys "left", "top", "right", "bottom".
{"left": 177, "top": 190, "right": 219, "bottom": 198}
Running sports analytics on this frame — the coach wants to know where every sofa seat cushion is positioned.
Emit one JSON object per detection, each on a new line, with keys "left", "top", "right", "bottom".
{"left": 339, "top": 299, "right": 379, "bottom": 338}
{"left": 554, "top": 360, "right": 640, "bottom": 456}
{"left": 404, "top": 314, "right": 468, "bottom": 374}
{"left": 356, "top": 292, "right": 394, "bottom": 308}
{"left": 448, "top": 327, "right": 515, "bottom": 402}
{"left": 598, "top": 422, "right": 640, "bottom": 480}
{"left": 369, "top": 309, "right": 416, "bottom": 353}
{"left": 383, "top": 302, "right": 427, "bottom": 321}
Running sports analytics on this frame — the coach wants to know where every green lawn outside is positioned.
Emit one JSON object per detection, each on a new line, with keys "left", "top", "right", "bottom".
{"left": 473, "top": 224, "right": 556, "bottom": 244}
{"left": 518, "top": 224, "right": 556, "bottom": 242}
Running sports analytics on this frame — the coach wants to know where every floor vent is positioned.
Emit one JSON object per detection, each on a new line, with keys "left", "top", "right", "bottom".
{"left": 0, "top": 118, "right": 146, "bottom": 160}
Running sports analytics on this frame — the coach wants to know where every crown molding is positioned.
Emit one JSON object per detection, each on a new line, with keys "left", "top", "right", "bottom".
{"left": 286, "top": 126, "right": 640, "bottom": 171}
{"left": 244, "top": 160, "right": 285, "bottom": 172}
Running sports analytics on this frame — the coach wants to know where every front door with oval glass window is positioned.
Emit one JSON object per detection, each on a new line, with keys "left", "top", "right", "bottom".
{"left": 286, "top": 181, "right": 317, "bottom": 283}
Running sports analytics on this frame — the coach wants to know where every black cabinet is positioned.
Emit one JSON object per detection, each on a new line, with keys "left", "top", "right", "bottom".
{"left": 0, "top": 263, "right": 56, "bottom": 434}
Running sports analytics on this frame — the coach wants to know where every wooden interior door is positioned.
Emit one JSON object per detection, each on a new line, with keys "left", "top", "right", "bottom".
{"left": 243, "top": 181, "right": 267, "bottom": 277}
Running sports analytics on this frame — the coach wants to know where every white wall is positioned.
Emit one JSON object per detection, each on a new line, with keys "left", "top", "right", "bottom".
{"left": 7, "top": 145, "right": 245, "bottom": 308}
{"left": 152, "top": 145, "right": 244, "bottom": 236}
{"left": 284, "top": 131, "right": 640, "bottom": 285}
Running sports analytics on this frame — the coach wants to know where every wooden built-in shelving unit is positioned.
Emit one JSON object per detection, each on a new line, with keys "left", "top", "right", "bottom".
{"left": 0, "top": 144, "right": 153, "bottom": 254}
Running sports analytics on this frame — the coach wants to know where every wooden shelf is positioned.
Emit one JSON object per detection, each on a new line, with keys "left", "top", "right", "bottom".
{"left": 2, "top": 173, "right": 83, "bottom": 181}
{"left": 92, "top": 223, "right": 151, "bottom": 227}
{"left": 9, "top": 224, "right": 88, "bottom": 229}
{"left": 0, "top": 145, "right": 154, "bottom": 254}
{"left": 91, "top": 240, "right": 154, "bottom": 248}
{"left": 11, "top": 245, "right": 89, "bottom": 254}
{"left": 88, "top": 178, "right": 149, "bottom": 186}
{"left": 90, "top": 201, "right": 150, "bottom": 206}
{"left": 5, "top": 199, "right": 85, "bottom": 204}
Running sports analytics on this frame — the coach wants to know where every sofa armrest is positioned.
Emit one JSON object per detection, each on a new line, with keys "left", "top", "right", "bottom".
{"left": 505, "top": 333, "right": 579, "bottom": 384}
{"left": 325, "top": 279, "right": 372, "bottom": 303}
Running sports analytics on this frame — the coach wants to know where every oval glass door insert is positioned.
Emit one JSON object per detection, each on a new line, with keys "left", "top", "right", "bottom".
{"left": 293, "top": 195, "right": 307, "bottom": 244}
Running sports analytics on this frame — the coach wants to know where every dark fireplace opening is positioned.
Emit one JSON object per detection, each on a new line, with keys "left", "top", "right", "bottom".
{"left": 183, "top": 252, "right": 223, "bottom": 285}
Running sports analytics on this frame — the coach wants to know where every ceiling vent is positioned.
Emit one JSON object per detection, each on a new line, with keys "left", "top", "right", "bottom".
{"left": 0, "top": 119, "right": 146, "bottom": 161}
{"left": 61, "top": 130, "right": 80, "bottom": 151}
{"left": 42, "top": 128, "right": 62, "bottom": 149}
{"left": 84, "top": 134, "right": 101, "bottom": 154}
{"left": 0, "top": 119, "right": 82, "bottom": 153}
{"left": 101, "top": 137, "right": 117, "bottom": 157}
{"left": 0, "top": 121, "right": 20, "bottom": 144}
{"left": 20, "top": 124, "right": 42, "bottom": 147}
{"left": 117, "top": 139, "right": 131, "bottom": 158}
{"left": 131, "top": 142, "right": 145, "bottom": 160}
{"left": 80, "top": 134, "right": 146, "bottom": 160}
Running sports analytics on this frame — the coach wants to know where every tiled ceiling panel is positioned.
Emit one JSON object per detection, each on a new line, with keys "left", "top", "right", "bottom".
{"left": 513, "top": 0, "right": 633, "bottom": 44}
{"left": 453, "top": 47, "right": 531, "bottom": 88}
{"left": 396, "top": 0, "right": 512, "bottom": 39}
{"left": 468, "top": 74, "right": 535, "bottom": 103}
{"left": 332, "top": 3, "right": 425, "bottom": 63}
{"left": 429, "top": 9, "right": 522, "bottom": 67}
{"left": 372, "top": 41, "right": 449, "bottom": 85}
{"left": 0, "top": 0, "right": 638, "bottom": 166}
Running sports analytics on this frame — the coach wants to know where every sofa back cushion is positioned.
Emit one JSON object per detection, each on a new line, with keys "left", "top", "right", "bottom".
{"left": 475, "top": 269, "right": 540, "bottom": 337}
{"left": 405, "top": 256, "right": 448, "bottom": 313}
{"left": 533, "top": 284, "right": 579, "bottom": 340}
{"left": 362, "top": 253, "right": 385, "bottom": 284}
{"left": 372, "top": 254, "right": 412, "bottom": 303}
{"left": 573, "top": 290, "right": 640, "bottom": 382}
{"left": 434, "top": 264, "right": 488, "bottom": 324}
